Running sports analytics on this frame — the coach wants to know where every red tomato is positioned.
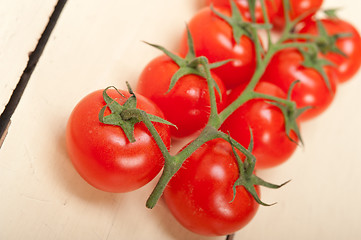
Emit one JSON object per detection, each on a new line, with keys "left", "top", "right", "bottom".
{"left": 273, "top": 0, "right": 323, "bottom": 29}
{"left": 297, "top": 18, "right": 361, "bottom": 83}
{"left": 205, "top": 0, "right": 281, "bottom": 23}
{"left": 163, "top": 139, "right": 259, "bottom": 236}
{"left": 261, "top": 48, "right": 338, "bottom": 121}
{"left": 221, "top": 82, "right": 298, "bottom": 169}
{"left": 136, "top": 54, "right": 226, "bottom": 139}
{"left": 66, "top": 89, "right": 170, "bottom": 192}
{"left": 179, "top": 7, "right": 258, "bottom": 90}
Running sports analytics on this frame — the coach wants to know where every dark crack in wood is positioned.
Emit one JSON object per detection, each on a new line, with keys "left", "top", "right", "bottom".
{"left": 226, "top": 233, "right": 235, "bottom": 240}
{"left": 0, "top": 0, "right": 68, "bottom": 147}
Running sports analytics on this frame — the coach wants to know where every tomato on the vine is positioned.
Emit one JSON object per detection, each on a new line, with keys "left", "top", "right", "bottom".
{"left": 179, "top": 7, "right": 258, "bottom": 90}
{"left": 66, "top": 89, "right": 170, "bottom": 192}
{"left": 261, "top": 48, "right": 338, "bottom": 121}
{"left": 205, "top": 0, "right": 281, "bottom": 23}
{"left": 163, "top": 139, "right": 259, "bottom": 236}
{"left": 273, "top": 0, "right": 323, "bottom": 29}
{"left": 221, "top": 81, "right": 299, "bottom": 169}
{"left": 136, "top": 54, "right": 226, "bottom": 139}
{"left": 297, "top": 18, "right": 361, "bottom": 83}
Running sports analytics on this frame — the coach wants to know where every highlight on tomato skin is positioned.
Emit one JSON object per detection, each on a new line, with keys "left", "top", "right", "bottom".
{"left": 205, "top": 0, "right": 282, "bottom": 23}
{"left": 66, "top": 89, "right": 171, "bottom": 193}
{"left": 297, "top": 18, "right": 361, "bottom": 83}
{"left": 221, "top": 81, "right": 299, "bottom": 169}
{"left": 179, "top": 6, "right": 258, "bottom": 90}
{"left": 163, "top": 139, "right": 259, "bottom": 236}
{"left": 136, "top": 54, "right": 227, "bottom": 139}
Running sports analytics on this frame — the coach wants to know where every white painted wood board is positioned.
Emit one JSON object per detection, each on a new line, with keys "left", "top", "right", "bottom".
{"left": 0, "top": 0, "right": 58, "bottom": 114}
{"left": 0, "top": 0, "right": 360, "bottom": 239}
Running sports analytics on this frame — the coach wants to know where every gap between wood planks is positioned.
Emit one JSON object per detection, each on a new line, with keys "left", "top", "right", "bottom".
{"left": 0, "top": 1, "right": 234, "bottom": 239}
{"left": 0, "top": 0, "right": 68, "bottom": 148}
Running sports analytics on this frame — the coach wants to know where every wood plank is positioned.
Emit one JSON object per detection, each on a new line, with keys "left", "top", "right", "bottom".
{"left": 0, "top": 0, "right": 360, "bottom": 239}
{"left": 0, "top": 0, "right": 59, "bottom": 114}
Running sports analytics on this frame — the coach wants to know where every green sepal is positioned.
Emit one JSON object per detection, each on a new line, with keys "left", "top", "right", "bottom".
{"left": 123, "top": 82, "right": 137, "bottom": 109}
{"left": 146, "top": 114, "right": 177, "bottom": 129}
{"left": 210, "top": 1, "right": 252, "bottom": 44}
{"left": 323, "top": 8, "right": 342, "bottom": 20}
{"left": 99, "top": 106, "right": 140, "bottom": 143}
{"left": 246, "top": 0, "right": 257, "bottom": 22}
{"left": 314, "top": 20, "right": 351, "bottom": 58}
{"left": 226, "top": 134, "right": 287, "bottom": 206}
{"left": 251, "top": 175, "right": 290, "bottom": 189}
{"left": 268, "top": 101, "right": 306, "bottom": 145}
{"left": 143, "top": 41, "right": 185, "bottom": 67}
{"left": 98, "top": 86, "right": 177, "bottom": 143}
{"left": 125, "top": 82, "right": 177, "bottom": 128}
{"left": 184, "top": 25, "right": 196, "bottom": 60}
{"left": 167, "top": 66, "right": 201, "bottom": 93}
{"left": 144, "top": 28, "right": 226, "bottom": 100}
{"left": 208, "top": 59, "right": 233, "bottom": 70}
{"left": 244, "top": 127, "right": 255, "bottom": 176}
{"left": 267, "top": 80, "right": 308, "bottom": 145}
{"left": 102, "top": 86, "right": 125, "bottom": 113}
{"left": 299, "top": 45, "right": 334, "bottom": 92}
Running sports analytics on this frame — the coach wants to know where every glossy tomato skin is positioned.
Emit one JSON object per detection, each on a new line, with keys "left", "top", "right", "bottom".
{"left": 163, "top": 139, "right": 259, "bottom": 236}
{"left": 205, "top": 0, "right": 281, "bottom": 23}
{"left": 179, "top": 7, "right": 258, "bottom": 90}
{"left": 221, "top": 82, "right": 298, "bottom": 169}
{"left": 136, "top": 54, "right": 226, "bottom": 139}
{"left": 66, "top": 89, "right": 170, "bottom": 192}
{"left": 297, "top": 18, "right": 361, "bottom": 83}
{"left": 262, "top": 48, "right": 338, "bottom": 121}
{"left": 273, "top": 0, "right": 323, "bottom": 29}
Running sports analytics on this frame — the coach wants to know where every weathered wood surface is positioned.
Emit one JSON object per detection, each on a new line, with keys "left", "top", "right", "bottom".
{"left": 1, "top": 0, "right": 360, "bottom": 239}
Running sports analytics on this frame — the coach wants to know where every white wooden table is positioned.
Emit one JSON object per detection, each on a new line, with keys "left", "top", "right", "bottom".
{"left": 1, "top": 0, "right": 361, "bottom": 239}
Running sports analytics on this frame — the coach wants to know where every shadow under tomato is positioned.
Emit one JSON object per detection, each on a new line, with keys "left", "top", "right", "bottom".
{"left": 151, "top": 196, "right": 227, "bottom": 240}
{"left": 55, "top": 128, "right": 124, "bottom": 206}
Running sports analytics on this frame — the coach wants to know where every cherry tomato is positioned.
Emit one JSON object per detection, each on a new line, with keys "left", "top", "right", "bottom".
{"left": 261, "top": 48, "right": 338, "bottom": 121}
{"left": 297, "top": 18, "right": 361, "bottom": 83}
{"left": 66, "top": 89, "right": 170, "bottom": 192}
{"left": 179, "top": 7, "right": 258, "bottom": 89}
{"left": 221, "top": 81, "right": 298, "bottom": 169}
{"left": 136, "top": 54, "right": 226, "bottom": 139}
{"left": 163, "top": 139, "right": 259, "bottom": 236}
{"left": 205, "top": 0, "right": 281, "bottom": 23}
{"left": 273, "top": 0, "right": 323, "bottom": 29}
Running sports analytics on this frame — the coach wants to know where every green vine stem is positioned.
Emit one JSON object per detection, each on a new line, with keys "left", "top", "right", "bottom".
{"left": 145, "top": 0, "right": 321, "bottom": 208}
{"left": 100, "top": 0, "right": 331, "bottom": 209}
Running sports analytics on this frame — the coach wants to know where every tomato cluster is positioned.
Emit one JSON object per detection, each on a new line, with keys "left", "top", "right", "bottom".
{"left": 65, "top": 0, "right": 360, "bottom": 238}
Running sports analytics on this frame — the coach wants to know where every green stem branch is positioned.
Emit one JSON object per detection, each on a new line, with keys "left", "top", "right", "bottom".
{"left": 146, "top": 126, "right": 221, "bottom": 208}
{"left": 121, "top": 109, "right": 172, "bottom": 160}
{"left": 197, "top": 57, "right": 222, "bottom": 127}
{"left": 259, "top": 0, "right": 272, "bottom": 47}
{"left": 142, "top": 0, "right": 316, "bottom": 209}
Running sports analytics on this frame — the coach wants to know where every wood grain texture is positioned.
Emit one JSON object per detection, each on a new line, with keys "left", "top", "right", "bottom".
{"left": 0, "top": 0, "right": 58, "bottom": 114}
{"left": 0, "top": 0, "right": 360, "bottom": 239}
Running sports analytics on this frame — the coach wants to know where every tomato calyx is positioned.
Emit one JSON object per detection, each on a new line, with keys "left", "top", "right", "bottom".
{"left": 98, "top": 83, "right": 176, "bottom": 143}
{"left": 267, "top": 80, "right": 309, "bottom": 144}
{"left": 312, "top": 19, "right": 352, "bottom": 57}
{"left": 143, "top": 27, "right": 226, "bottom": 98}
{"left": 210, "top": 0, "right": 271, "bottom": 44}
{"left": 227, "top": 133, "right": 289, "bottom": 206}
{"left": 299, "top": 44, "right": 334, "bottom": 91}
